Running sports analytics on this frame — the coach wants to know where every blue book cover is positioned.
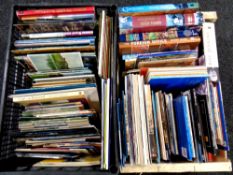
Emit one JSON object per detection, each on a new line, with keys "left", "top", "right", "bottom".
{"left": 149, "top": 76, "right": 208, "bottom": 92}
{"left": 118, "top": 2, "right": 199, "bottom": 14}
{"left": 117, "top": 99, "right": 123, "bottom": 166}
{"left": 173, "top": 95, "right": 194, "bottom": 161}
{"left": 14, "top": 83, "right": 96, "bottom": 94}
{"left": 121, "top": 92, "right": 128, "bottom": 164}
{"left": 151, "top": 90, "right": 160, "bottom": 163}
{"left": 122, "top": 50, "right": 198, "bottom": 61}
{"left": 15, "top": 36, "right": 95, "bottom": 47}
{"left": 217, "top": 82, "right": 230, "bottom": 151}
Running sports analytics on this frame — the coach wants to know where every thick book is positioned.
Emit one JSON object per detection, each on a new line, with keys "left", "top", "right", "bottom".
{"left": 14, "top": 20, "right": 95, "bottom": 34}
{"left": 119, "top": 28, "right": 201, "bottom": 42}
{"left": 16, "top": 6, "right": 95, "bottom": 19}
{"left": 119, "top": 37, "right": 201, "bottom": 55}
{"left": 118, "top": 2, "right": 199, "bottom": 16}
{"left": 119, "top": 13, "right": 203, "bottom": 34}
{"left": 123, "top": 49, "right": 198, "bottom": 70}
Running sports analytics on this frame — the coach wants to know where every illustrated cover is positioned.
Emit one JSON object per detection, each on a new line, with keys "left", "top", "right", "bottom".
{"left": 12, "top": 45, "right": 95, "bottom": 55}
{"left": 119, "top": 28, "right": 201, "bottom": 42}
{"left": 16, "top": 52, "right": 84, "bottom": 72}
{"left": 14, "top": 37, "right": 95, "bottom": 48}
{"left": 119, "top": 13, "right": 203, "bottom": 34}
{"left": 119, "top": 37, "right": 201, "bottom": 55}
{"left": 19, "top": 13, "right": 95, "bottom": 22}
{"left": 118, "top": 2, "right": 199, "bottom": 16}
{"left": 27, "top": 68, "right": 93, "bottom": 80}
{"left": 123, "top": 49, "right": 198, "bottom": 70}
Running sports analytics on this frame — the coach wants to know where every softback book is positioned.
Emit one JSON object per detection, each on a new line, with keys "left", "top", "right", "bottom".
{"left": 119, "top": 13, "right": 203, "bottom": 34}
{"left": 118, "top": 2, "right": 199, "bottom": 16}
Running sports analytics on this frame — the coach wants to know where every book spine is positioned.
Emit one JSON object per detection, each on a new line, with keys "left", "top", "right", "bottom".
{"left": 151, "top": 91, "right": 160, "bottom": 163}
{"left": 216, "top": 82, "right": 229, "bottom": 150}
{"left": 119, "top": 13, "right": 203, "bottom": 34}
{"left": 202, "top": 22, "right": 219, "bottom": 68}
{"left": 21, "top": 31, "right": 94, "bottom": 39}
{"left": 119, "top": 37, "right": 201, "bottom": 55}
{"left": 119, "top": 28, "right": 200, "bottom": 42}
{"left": 122, "top": 49, "right": 198, "bottom": 61}
{"left": 144, "top": 85, "right": 157, "bottom": 161}
{"left": 118, "top": 2, "right": 199, "bottom": 15}
{"left": 16, "top": 6, "right": 95, "bottom": 18}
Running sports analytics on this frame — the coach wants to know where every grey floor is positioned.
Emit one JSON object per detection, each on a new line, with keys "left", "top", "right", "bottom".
{"left": 0, "top": 0, "right": 232, "bottom": 174}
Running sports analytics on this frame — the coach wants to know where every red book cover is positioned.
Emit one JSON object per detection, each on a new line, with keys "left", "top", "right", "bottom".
{"left": 140, "top": 67, "right": 149, "bottom": 76}
{"left": 184, "top": 13, "right": 195, "bottom": 26}
{"left": 16, "top": 6, "right": 95, "bottom": 18}
{"left": 132, "top": 15, "right": 167, "bottom": 33}
{"left": 207, "top": 152, "right": 214, "bottom": 162}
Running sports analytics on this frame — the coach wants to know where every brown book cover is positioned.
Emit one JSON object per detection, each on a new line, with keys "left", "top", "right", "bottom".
{"left": 119, "top": 37, "right": 201, "bottom": 55}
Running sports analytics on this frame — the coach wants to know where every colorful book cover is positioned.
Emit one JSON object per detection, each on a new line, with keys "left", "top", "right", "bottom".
{"left": 119, "top": 13, "right": 203, "bottom": 34}
{"left": 14, "top": 83, "right": 96, "bottom": 94}
{"left": 27, "top": 68, "right": 92, "bottom": 80}
{"left": 20, "top": 13, "right": 95, "bottom": 21}
{"left": 118, "top": 2, "right": 199, "bottom": 16}
{"left": 123, "top": 49, "right": 198, "bottom": 61}
{"left": 18, "top": 52, "right": 84, "bottom": 72}
{"left": 119, "top": 37, "right": 201, "bottom": 55}
{"left": 14, "top": 37, "right": 95, "bottom": 48}
{"left": 119, "top": 28, "right": 201, "bottom": 42}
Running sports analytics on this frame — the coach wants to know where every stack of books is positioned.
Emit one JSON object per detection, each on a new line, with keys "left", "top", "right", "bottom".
{"left": 9, "top": 6, "right": 103, "bottom": 167}
{"left": 117, "top": 2, "right": 229, "bottom": 167}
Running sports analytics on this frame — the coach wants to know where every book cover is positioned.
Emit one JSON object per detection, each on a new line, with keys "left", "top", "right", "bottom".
{"left": 16, "top": 6, "right": 95, "bottom": 18}
{"left": 20, "top": 13, "right": 95, "bottom": 21}
{"left": 216, "top": 82, "right": 230, "bottom": 151}
{"left": 158, "top": 91, "right": 170, "bottom": 160}
{"left": 155, "top": 92, "right": 167, "bottom": 161}
{"left": 151, "top": 91, "right": 160, "bottom": 163}
{"left": 118, "top": 2, "right": 199, "bottom": 16}
{"left": 123, "top": 49, "right": 198, "bottom": 70}
{"left": 21, "top": 31, "right": 93, "bottom": 39}
{"left": 173, "top": 95, "right": 194, "bottom": 161}
{"left": 119, "top": 37, "right": 201, "bottom": 55}
{"left": 119, "top": 28, "right": 201, "bottom": 42}
{"left": 14, "top": 83, "right": 96, "bottom": 94}
{"left": 144, "top": 85, "right": 157, "bottom": 161}
{"left": 12, "top": 45, "right": 95, "bottom": 55}
{"left": 18, "top": 52, "right": 84, "bottom": 72}
{"left": 14, "top": 20, "right": 96, "bottom": 34}
{"left": 119, "top": 13, "right": 203, "bottom": 34}
{"left": 14, "top": 37, "right": 95, "bottom": 48}
{"left": 164, "top": 93, "right": 178, "bottom": 155}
